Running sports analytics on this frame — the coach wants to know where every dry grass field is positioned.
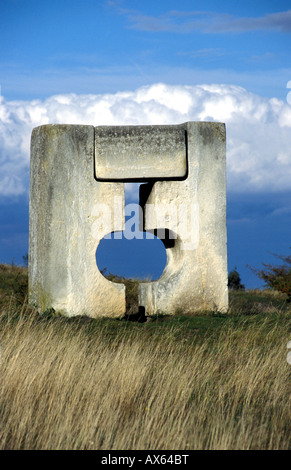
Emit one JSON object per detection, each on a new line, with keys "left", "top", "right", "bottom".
{"left": 0, "top": 263, "right": 290, "bottom": 450}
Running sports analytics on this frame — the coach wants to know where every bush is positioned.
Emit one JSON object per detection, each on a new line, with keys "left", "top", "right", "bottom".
{"left": 250, "top": 251, "right": 291, "bottom": 302}
{"left": 228, "top": 267, "right": 245, "bottom": 291}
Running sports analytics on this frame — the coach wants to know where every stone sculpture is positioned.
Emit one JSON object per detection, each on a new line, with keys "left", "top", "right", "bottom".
{"left": 29, "top": 121, "right": 228, "bottom": 316}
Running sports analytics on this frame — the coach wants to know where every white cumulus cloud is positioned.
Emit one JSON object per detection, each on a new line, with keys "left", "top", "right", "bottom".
{"left": 0, "top": 83, "right": 291, "bottom": 197}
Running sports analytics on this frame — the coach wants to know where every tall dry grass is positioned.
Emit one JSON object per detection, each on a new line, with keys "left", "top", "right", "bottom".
{"left": 0, "top": 300, "right": 290, "bottom": 450}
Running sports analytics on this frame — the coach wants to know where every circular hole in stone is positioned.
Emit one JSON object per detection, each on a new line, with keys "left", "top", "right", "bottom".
{"left": 96, "top": 232, "right": 167, "bottom": 282}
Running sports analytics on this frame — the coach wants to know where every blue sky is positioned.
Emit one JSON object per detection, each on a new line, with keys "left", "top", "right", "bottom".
{"left": 0, "top": 0, "right": 291, "bottom": 289}
{"left": 1, "top": 0, "right": 291, "bottom": 100}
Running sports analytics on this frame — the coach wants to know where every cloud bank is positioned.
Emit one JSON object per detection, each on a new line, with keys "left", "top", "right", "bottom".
{"left": 0, "top": 83, "right": 291, "bottom": 197}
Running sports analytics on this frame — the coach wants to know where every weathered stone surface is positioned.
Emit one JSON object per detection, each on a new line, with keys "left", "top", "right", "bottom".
{"left": 139, "top": 122, "right": 228, "bottom": 314}
{"left": 29, "top": 124, "right": 125, "bottom": 317}
{"left": 95, "top": 125, "right": 187, "bottom": 180}
{"left": 29, "top": 121, "right": 228, "bottom": 317}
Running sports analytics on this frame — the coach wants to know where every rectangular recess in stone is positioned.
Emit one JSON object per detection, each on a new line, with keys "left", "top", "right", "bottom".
{"left": 94, "top": 125, "right": 187, "bottom": 180}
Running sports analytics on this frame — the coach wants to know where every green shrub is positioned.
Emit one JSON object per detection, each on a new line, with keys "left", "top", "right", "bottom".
{"left": 228, "top": 267, "right": 245, "bottom": 291}
{"left": 250, "top": 251, "right": 291, "bottom": 302}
